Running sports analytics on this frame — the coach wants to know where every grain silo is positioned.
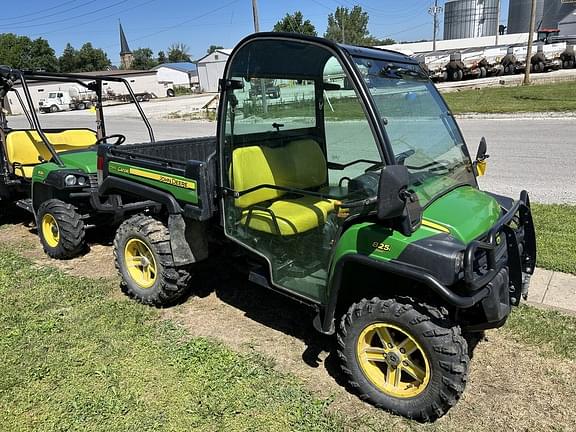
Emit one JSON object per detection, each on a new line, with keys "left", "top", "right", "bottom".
{"left": 443, "top": 0, "right": 500, "bottom": 40}
{"left": 507, "top": 0, "right": 545, "bottom": 34}
{"left": 542, "top": 0, "right": 576, "bottom": 36}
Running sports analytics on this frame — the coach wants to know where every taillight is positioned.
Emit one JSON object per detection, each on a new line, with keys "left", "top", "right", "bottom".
{"left": 97, "top": 155, "right": 104, "bottom": 185}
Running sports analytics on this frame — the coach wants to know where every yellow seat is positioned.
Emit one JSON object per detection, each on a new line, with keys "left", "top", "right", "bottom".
{"left": 241, "top": 196, "right": 336, "bottom": 236}
{"left": 5, "top": 129, "right": 97, "bottom": 178}
{"left": 232, "top": 139, "right": 337, "bottom": 236}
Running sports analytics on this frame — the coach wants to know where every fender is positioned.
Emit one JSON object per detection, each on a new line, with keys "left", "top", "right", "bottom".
{"left": 99, "top": 176, "right": 183, "bottom": 214}
{"left": 99, "top": 176, "right": 201, "bottom": 265}
{"left": 317, "top": 254, "right": 491, "bottom": 335}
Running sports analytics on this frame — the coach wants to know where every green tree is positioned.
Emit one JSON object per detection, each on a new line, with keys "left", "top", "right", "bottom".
{"left": 167, "top": 42, "right": 191, "bottom": 62}
{"left": 157, "top": 50, "right": 167, "bottom": 64}
{"left": 367, "top": 37, "right": 396, "bottom": 46}
{"left": 273, "top": 11, "right": 317, "bottom": 36}
{"left": 0, "top": 33, "right": 58, "bottom": 71}
{"left": 58, "top": 43, "right": 78, "bottom": 72}
{"left": 206, "top": 44, "right": 224, "bottom": 54}
{"left": 76, "top": 43, "right": 111, "bottom": 72}
{"left": 324, "top": 5, "right": 378, "bottom": 45}
{"left": 131, "top": 47, "right": 158, "bottom": 70}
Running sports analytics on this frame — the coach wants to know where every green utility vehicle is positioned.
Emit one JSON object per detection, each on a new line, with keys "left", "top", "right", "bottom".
{"left": 0, "top": 68, "right": 155, "bottom": 258}
{"left": 98, "top": 34, "right": 536, "bottom": 421}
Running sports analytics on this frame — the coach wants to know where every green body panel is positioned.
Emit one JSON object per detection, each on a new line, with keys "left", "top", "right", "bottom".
{"left": 108, "top": 161, "right": 198, "bottom": 204}
{"left": 324, "top": 221, "right": 440, "bottom": 303}
{"left": 31, "top": 150, "right": 97, "bottom": 183}
{"left": 324, "top": 185, "right": 501, "bottom": 303}
{"left": 422, "top": 185, "right": 501, "bottom": 243}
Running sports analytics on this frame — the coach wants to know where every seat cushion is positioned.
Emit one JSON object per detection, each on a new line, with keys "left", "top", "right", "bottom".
{"left": 5, "top": 129, "right": 97, "bottom": 178}
{"left": 231, "top": 139, "right": 327, "bottom": 208}
{"left": 241, "top": 196, "right": 338, "bottom": 236}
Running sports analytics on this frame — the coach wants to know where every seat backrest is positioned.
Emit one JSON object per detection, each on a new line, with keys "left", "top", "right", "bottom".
{"left": 5, "top": 129, "right": 97, "bottom": 178}
{"left": 231, "top": 138, "right": 327, "bottom": 208}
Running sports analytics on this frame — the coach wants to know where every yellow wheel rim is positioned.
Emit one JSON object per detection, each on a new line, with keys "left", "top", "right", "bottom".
{"left": 124, "top": 238, "right": 157, "bottom": 289}
{"left": 356, "top": 323, "right": 431, "bottom": 398}
{"left": 41, "top": 213, "right": 60, "bottom": 248}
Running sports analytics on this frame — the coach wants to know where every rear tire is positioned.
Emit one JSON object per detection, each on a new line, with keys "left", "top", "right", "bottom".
{"left": 479, "top": 66, "right": 487, "bottom": 78}
{"left": 337, "top": 297, "right": 469, "bottom": 422}
{"left": 114, "top": 214, "right": 191, "bottom": 307}
{"left": 37, "top": 199, "right": 86, "bottom": 259}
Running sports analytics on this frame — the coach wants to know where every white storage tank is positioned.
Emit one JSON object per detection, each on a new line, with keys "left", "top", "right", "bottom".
{"left": 443, "top": 0, "right": 500, "bottom": 40}
{"left": 507, "top": 0, "right": 545, "bottom": 34}
{"left": 542, "top": 0, "right": 576, "bottom": 36}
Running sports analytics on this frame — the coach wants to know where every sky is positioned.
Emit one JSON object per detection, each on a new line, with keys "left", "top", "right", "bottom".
{"left": 1, "top": 0, "right": 511, "bottom": 66}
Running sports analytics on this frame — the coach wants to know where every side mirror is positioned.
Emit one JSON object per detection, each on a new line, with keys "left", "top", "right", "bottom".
{"left": 377, "top": 165, "right": 422, "bottom": 236}
{"left": 474, "top": 137, "right": 490, "bottom": 177}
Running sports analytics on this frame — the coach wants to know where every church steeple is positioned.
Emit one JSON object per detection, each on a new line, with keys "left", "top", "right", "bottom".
{"left": 119, "top": 21, "right": 134, "bottom": 69}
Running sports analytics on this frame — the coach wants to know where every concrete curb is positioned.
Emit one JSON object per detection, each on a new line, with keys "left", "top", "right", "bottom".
{"left": 454, "top": 112, "right": 576, "bottom": 120}
{"left": 526, "top": 268, "right": 576, "bottom": 314}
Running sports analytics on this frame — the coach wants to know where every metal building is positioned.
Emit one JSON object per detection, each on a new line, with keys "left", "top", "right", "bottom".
{"left": 196, "top": 49, "right": 232, "bottom": 93}
{"left": 443, "top": 0, "right": 500, "bottom": 40}
{"left": 507, "top": 0, "right": 545, "bottom": 34}
{"left": 542, "top": 0, "right": 576, "bottom": 36}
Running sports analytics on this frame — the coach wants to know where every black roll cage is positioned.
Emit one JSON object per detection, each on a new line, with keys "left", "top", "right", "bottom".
{"left": 0, "top": 67, "right": 155, "bottom": 167}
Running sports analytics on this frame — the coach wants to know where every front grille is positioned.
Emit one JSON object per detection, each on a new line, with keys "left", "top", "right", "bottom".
{"left": 472, "top": 232, "right": 507, "bottom": 278}
{"left": 88, "top": 173, "right": 99, "bottom": 190}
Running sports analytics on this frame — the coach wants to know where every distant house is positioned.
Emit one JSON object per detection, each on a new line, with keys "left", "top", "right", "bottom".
{"left": 196, "top": 49, "right": 232, "bottom": 93}
{"left": 153, "top": 62, "right": 199, "bottom": 89}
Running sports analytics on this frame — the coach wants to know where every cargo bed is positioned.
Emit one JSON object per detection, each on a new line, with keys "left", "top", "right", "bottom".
{"left": 99, "top": 137, "right": 217, "bottom": 220}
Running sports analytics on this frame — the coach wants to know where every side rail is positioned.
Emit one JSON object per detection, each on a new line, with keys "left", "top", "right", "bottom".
{"left": 97, "top": 144, "right": 216, "bottom": 221}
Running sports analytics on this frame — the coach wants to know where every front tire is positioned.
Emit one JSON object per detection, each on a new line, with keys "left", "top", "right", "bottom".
{"left": 337, "top": 297, "right": 469, "bottom": 422}
{"left": 37, "top": 199, "right": 86, "bottom": 259}
{"left": 114, "top": 214, "right": 191, "bottom": 307}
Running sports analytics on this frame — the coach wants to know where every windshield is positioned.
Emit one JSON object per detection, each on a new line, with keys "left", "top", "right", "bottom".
{"left": 352, "top": 56, "right": 476, "bottom": 206}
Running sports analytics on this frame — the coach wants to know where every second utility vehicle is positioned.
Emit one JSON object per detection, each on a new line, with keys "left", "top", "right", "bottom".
{"left": 97, "top": 34, "right": 536, "bottom": 421}
{"left": 0, "top": 68, "right": 155, "bottom": 258}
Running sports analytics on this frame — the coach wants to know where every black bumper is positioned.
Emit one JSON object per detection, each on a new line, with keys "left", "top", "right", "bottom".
{"left": 462, "top": 190, "right": 536, "bottom": 327}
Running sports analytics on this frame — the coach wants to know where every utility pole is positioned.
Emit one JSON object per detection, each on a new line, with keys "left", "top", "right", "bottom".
{"left": 429, "top": 0, "right": 442, "bottom": 52}
{"left": 251, "top": 0, "right": 267, "bottom": 113}
{"left": 495, "top": 0, "right": 500, "bottom": 46}
{"left": 341, "top": 9, "right": 345, "bottom": 44}
{"left": 251, "top": 0, "right": 260, "bottom": 32}
{"left": 524, "top": 0, "right": 537, "bottom": 85}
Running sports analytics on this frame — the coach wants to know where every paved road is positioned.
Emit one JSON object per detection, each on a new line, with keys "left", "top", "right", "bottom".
{"left": 7, "top": 113, "right": 575, "bottom": 204}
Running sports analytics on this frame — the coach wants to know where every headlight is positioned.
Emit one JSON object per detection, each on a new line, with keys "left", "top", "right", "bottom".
{"left": 77, "top": 176, "right": 87, "bottom": 186}
{"left": 64, "top": 175, "right": 77, "bottom": 186}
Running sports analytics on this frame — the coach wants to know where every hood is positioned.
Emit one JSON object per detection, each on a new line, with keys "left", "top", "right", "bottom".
{"left": 422, "top": 185, "right": 501, "bottom": 244}
{"left": 58, "top": 150, "right": 98, "bottom": 173}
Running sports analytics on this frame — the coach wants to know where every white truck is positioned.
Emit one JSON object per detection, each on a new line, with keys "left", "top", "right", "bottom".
{"left": 39, "top": 86, "right": 97, "bottom": 113}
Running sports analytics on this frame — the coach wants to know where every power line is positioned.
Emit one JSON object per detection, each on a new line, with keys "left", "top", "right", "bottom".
{"left": 0, "top": 0, "right": 100, "bottom": 26}
{"left": 0, "top": 0, "right": 81, "bottom": 22}
{"left": 120, "top": 0, "right": 242, "bottom": 47}
{"left": 8, "top": 0, "right": 132, "bottom": 30}
{"left": 30, "top": 0, "right": 160, "bottom": 38}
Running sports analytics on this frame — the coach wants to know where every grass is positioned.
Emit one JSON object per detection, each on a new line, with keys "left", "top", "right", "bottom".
{"left": 443, "top": 81, "right": 576, "bottom": 114}
{"left": 0, "top": 247, "right": 342, "bottom": 432}
{"left": 531, "top": 204, "right": 576, "bottom": 275}
{"left": 506, "top": 305, "right": 576, "bottom": 361}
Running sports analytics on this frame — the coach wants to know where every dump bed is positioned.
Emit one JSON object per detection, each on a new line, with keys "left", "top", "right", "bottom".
{"left": 99, "top": 137, "right": 217, "bottom": 220}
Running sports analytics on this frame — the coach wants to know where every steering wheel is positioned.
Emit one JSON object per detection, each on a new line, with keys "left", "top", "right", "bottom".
{"left": 338, "top": 196, "right": 378, "bottom": 210}
{"left": 95, "top": 134, "right": 126, "bottom": 145}
{"left": 395, "top": 149, "right": 416, "bottom": 165}
{"left": 365, "top": 162, "right": 384, "bottom": 173}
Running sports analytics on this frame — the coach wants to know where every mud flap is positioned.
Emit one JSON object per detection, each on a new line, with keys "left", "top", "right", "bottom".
{"left": 168, "top": 214, "right": 208, "bottom": 266}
